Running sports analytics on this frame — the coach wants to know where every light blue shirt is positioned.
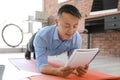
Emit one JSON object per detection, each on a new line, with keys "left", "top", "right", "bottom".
{"left": 33, "top": 25, "right": 82, "bottom": 72}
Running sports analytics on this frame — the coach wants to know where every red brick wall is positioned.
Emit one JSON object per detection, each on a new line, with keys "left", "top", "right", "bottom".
{"left": 118, "top": 0, "right": 120, "bottom": 11}
{"left": 44, "top": 0, "right": 57, "bottom": 16}
{"left": 80, "top": 33, "right": 88, "bottom": 49}
{"left": 91, "top": 32, "right": 120, "bottom": 57}
{"left": 44, "top": 0, "right": 120, "bottom": 57}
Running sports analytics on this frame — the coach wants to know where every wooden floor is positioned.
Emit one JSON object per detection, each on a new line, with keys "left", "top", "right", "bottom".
{"left": 89, "top": 56, "right": 120, "bottom": 76}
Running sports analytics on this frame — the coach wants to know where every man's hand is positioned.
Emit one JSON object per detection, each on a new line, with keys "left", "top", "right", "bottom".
{"left": 56, "top": 66, "right": 74, "bottom": 77}
{"left": 72, "top": 64, "right": 89, "bottom": 76}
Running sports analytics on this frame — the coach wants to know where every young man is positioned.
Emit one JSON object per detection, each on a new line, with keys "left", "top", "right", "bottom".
{"left": 25, "top": 4, "right": 88, "bottom": 77}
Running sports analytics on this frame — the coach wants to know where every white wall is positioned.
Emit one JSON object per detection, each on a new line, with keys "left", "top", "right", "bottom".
{"left": 0, "top": 0, "right": 43, "bottom": 48}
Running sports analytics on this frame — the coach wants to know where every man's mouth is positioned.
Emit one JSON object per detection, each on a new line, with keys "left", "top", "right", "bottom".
{"left": 65, "top": 33, "right": 73, "bottom": 37}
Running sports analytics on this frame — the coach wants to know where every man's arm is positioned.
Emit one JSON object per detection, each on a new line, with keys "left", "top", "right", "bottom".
{"left": 33, "top": 33, "right": 74, "bottom": 77}
{"left": 41, "top": 64, "right": 74, "bottom": 77}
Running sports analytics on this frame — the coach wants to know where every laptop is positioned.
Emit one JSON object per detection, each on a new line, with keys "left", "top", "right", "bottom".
{"left": 0, "top": 65, "right": 5, "bottom": 80}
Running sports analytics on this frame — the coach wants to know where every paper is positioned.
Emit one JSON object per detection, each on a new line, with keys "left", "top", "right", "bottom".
{"left": 64, "top": 48, "right": 100, "bottom": 68}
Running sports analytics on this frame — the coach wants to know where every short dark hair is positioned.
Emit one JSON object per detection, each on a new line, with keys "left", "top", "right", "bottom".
{"left": 57, "top": 4, "right": 81, "bottom": 19}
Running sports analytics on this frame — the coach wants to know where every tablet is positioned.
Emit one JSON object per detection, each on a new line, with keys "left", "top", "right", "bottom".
{"left": 64, "top": 48, "right": 100, "bottom": 68}
{"left": 0, "top": 65, "right": 5, "bottom": 80}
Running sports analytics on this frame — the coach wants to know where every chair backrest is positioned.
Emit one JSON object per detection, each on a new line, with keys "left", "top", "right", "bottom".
{"left": 0, "top": 65, "right": 5, "bottom": 80}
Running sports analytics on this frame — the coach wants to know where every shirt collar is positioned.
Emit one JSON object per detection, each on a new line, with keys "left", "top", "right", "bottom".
{"left": 53, "top": 26, "right": 75, "bottom": 41}
{"left": 54, "top": 27, "right": 60, "bottom": 40}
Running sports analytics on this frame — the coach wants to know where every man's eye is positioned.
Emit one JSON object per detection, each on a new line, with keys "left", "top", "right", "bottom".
{"left": 65, "top": 26, "right": 70, "bottom": 28}
{"left": 74, "top": 25, "right": 78, "bottom": 28}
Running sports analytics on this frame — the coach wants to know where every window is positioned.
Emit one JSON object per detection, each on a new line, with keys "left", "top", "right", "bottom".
{"left": 0, "top": 0, "right": 43, "bottom": 48}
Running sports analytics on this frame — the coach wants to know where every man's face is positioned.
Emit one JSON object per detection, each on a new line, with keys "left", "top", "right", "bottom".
{"left": 56, "top": 12, "right": 80, "bottom": 41}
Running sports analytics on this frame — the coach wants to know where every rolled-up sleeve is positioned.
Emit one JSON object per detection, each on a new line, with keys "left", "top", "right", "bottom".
{"left": 33, "top": 34, "right": 48, "bottom": 72}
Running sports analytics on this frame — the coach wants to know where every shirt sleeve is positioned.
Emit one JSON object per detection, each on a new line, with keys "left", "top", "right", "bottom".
{"left": 33, "top": 33, "right": 48, "bottom": 72}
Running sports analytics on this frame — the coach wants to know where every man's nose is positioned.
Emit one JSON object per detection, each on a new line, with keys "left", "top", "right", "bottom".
{"left": 68, "top": 27, "right": 75, "bottom": 34}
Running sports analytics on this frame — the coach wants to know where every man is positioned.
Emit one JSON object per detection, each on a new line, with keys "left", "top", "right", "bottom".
{"left": 25, "top": 4, "right": 88, "bottom": 77}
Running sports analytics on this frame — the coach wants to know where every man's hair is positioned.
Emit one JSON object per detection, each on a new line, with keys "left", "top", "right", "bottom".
{"left": 57, "top": 4, "right": 81, "bottom": 19}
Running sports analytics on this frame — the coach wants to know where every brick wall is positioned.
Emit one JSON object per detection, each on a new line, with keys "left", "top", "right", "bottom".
{"left": 91, "top": 31, "right": 120, "bottom": 57}
{"left": 118, "top": 0, "right": 120, "bottom": 11}
{"left": 44, "top": 0, "right": 120, "bottom": 56}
